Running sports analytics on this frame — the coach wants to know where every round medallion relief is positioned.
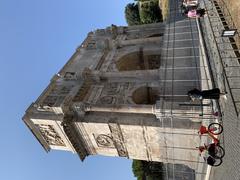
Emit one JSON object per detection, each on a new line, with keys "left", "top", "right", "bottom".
{"left": 96, "top": 134, "right": 113, "bottom": 147}
{"left": 98, "top": 96, "right": 115, "bottom": 104}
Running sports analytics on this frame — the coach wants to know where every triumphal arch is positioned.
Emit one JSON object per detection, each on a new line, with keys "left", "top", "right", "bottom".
{"left": 23, "top": 20, "right": 211, "bottom": 172}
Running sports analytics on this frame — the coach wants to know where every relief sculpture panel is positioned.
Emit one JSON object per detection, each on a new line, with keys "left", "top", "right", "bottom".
{"left": 93, "top": 125, "right": 128, "bottom": 158}
{"left": 96, "top": 96, "right": 116, "bottom": 104}
{"left": 97, "top": 82, "right": 133, "bottom": 105}
{"left": 35, "top": 124, "right": 65, "bottom": 146}
{"left": 94, "top": 134, "right": 114, "bottom": 148}
{"left": 105, "top": 83, "right": 121, "bottom": 95}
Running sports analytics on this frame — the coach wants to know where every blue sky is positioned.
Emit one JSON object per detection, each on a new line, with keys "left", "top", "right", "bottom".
{"left": 0, "top": 0, "right": 135, "bottom": 179}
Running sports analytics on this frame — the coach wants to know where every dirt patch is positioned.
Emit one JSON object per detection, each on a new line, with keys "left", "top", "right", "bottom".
{"left": 220, "top": 0, "right": 240, "bottom": 46}
{"left": 159, "top": 0, "right": 169, "bottom": 21}
{"left": 221, "top": 0, "right": 240, "bottom": 30}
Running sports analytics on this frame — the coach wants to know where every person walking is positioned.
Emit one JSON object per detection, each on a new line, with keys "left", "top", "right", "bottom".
{"left": 187, "top": 88, "right": 227, "bottom": 100}
{"left": 185, "top": 8, "right": 206, "bottom": 18}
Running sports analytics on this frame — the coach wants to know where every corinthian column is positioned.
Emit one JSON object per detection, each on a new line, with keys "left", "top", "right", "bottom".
{"left": 73, "top": 102, "right": 204, "bottom": 120}
{"left": 84, "top": 104, "right": 155, "bottom": 114}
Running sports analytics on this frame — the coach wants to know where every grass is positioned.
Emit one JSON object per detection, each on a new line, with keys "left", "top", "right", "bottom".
{"left": 221, "top": 0, "right": 240, "bottom": 47}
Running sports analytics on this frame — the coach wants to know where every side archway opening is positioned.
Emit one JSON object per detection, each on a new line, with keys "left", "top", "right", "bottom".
{"left": 132, "top": 86, "right": 158, "bottom": 105}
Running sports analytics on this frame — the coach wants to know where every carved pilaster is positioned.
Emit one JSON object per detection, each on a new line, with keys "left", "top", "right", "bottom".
{"left": 108, "top": 122, "right": 128, "bottom": 157}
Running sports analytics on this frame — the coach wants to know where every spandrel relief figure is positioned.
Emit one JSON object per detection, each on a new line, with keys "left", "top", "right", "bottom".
{"left": 64, "top": 72, "right": 76, "bottom": 80}
{"left": 36, "top": 124, "right": 65, "bottom": 146}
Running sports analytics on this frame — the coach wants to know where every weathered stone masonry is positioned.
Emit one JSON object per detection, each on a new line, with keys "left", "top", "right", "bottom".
{"left": 23, "top": 22, "right": 206, "bottom": 169}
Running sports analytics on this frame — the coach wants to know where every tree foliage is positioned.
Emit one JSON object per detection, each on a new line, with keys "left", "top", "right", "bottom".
{"left": 132, "top": 160, "right": 145, "bottom": 178}
{"left": 132, "top": 160, "right": 164, "bottom": 180}
{"left": 139, "top": 1, "right": 162, "bottom": 24}
{"left": 125, "top": 3, "right": 141, "bottom": 26}
{"left": 125, "top": 0, "right": 162, "bottom": 26}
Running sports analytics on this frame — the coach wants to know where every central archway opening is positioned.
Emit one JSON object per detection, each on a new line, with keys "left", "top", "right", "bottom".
{"left": 116, "top": 49, "right": 161, "bottom": 71}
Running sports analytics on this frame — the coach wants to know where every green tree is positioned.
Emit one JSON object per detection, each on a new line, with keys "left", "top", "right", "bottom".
{"left": 125, "top": 3, "right": 141, "bottom": 26}
{"left": 125, "top": 1, "right": 162, "bottom": 26}
{"left": 132, "top": 160, "right": 163, "bottom": 180}
{"left": 132, "top": 160, "right": 145, "bottom": 179}
{"left": 139, "top": 1, "right": 162, "bottom": 24}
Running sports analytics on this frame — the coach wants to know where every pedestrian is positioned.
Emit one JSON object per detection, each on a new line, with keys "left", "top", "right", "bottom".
{"left": 198, "top": 143, "right": 219, "bottom": 166}
{"left": 204, "top": 156, "right": 216, "bottom": 166}
{"left": 185, "top": 8, "right": 206, "bottom": 18}
{"left": 196, "top": 8, "right": 206, "bottom": 17}
{"left": 207, "top": 143, "right": 217, "bottom": 158}
{"left": 181, "top": 0, "right": 196, "bottom": 15}
{"left": 187, "top": 88, "right": 227, "bottom": 100}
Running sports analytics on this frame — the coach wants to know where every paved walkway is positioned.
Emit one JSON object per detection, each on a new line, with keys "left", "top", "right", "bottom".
{"left": 200, "top": 0, "right": 240, "bottom": 179}
{"left": 163, "top": 0, "right": 240, "bottom": 179}
{"left": 161, "top": 0, "right": 216, "bottom": 179}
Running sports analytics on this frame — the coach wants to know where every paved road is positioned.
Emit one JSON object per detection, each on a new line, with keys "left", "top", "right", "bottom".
{"left": 161, "top": 0, "right": 213, "bottom": 179}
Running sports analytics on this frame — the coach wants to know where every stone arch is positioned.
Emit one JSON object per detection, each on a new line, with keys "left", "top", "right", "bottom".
{"left": 116, "top": 50, "right": 161, "bottom": 71}
{"left": 132, "top": 86, "right": 158, "bottom": 105}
